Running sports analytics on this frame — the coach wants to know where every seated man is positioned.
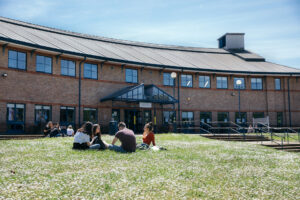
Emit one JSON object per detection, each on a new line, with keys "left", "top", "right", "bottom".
{"left": 109, "top": 122, "right": 136, "bottom": 153}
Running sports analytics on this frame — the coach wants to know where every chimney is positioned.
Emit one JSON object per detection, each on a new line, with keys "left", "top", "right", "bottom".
{"left": 218, "top": 33, "right": 245, "bottom": 50}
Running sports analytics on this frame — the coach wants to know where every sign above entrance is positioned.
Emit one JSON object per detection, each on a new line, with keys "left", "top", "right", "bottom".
{"left": 139, "top": 102, "right": 152, "bottom": 108}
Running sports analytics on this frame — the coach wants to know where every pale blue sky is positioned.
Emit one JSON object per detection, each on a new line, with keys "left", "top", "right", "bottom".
{"left": 0, "top": 0, "right": 299, "bottom": 69}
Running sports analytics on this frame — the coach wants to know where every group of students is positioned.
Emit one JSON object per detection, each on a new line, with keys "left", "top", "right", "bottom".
{"left": 72, "top": 121, "right": 156, "bottom": 153}
{"left": 43, "top": 121, "right": 75, "bottom": 137}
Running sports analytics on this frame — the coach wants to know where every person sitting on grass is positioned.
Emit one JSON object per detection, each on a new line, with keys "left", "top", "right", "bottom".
{"left": 43, "top": 121, "right": 53, "bottom": 137}
{"left": 49, "top": 123, "right": 61, "bottom": 137}
{"left": 73, "top": 122, "right": 99, "bottom": 150}
{"left": 91, "top": 124, "right": 108, "bottom": 150}
{"left": 67, "top": 125, "right": 74, "bottom": 136}
{"left": 138, "top": 122, "right": 156, "bottom": 149}
{"left": 108, "top": 122, "right": 136, "bottom": 153}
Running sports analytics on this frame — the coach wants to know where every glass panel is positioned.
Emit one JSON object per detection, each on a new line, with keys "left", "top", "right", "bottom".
{"left": 18, "top": 52, "right": 26, "bottom": 61}
{"left": 112, "top": 109, "right": 120, "bottom": 122}
{"left": 234, "top": 78, "right": 245, "bottom": 89}
{"left": 67, "top": 108, "right": 74, "bottom": 122}
{"left": 7, "top": 106, "right": 15, "bottom": 121}
{"left": 60, "top": 108, "right": 67, "bottom": 122}
{"left": 9, "top": 50, "right": 17, "bottom": 59}
{"left": 36, "top": 55, "right": 44, "bottom": 64}
{"left": 8, "top": 59, "right": 17, "bottom": 68}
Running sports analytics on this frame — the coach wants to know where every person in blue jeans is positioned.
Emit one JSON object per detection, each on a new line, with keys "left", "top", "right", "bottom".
{"left": 73, "top": 122, "right": 100, "bottom": 150}
{"left": 109, "top": 122, "right": 136, "bottom": 153}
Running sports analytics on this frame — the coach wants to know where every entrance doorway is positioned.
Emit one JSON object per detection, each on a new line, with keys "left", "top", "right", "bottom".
{"left": 124, "top": 109, "right": 152, "bottom": 133}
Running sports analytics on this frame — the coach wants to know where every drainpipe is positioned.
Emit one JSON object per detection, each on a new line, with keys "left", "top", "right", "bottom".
{"left": 78, "top": 57, "right": 86, "bottom": 128}
{"left": 287, "top": 75, "right": 292, "bottom": 127}
{"left": 177, "top": 70, "right": 181, "bottom": 126}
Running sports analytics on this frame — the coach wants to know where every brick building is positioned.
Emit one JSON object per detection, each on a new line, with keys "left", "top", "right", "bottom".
{"left": 0, "top": 17, "right": 299, "bottom": 134}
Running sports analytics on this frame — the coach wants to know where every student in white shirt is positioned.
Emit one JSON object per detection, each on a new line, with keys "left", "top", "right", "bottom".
{"left": 67, "top": 125, "right": 74, "bottom": 136}
{"left": 73, "top": 122, "right": 100, "bottom": 150}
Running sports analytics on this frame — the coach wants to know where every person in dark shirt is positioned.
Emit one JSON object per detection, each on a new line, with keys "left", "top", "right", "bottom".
{"left": 43, "top": 121, "right": 53, "bottom": 137}
{"left": 108, "top": 122, "right": 136, "bottom": 153}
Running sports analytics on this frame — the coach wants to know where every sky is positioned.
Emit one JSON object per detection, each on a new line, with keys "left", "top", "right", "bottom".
{"left": 0, "top": 0, "right": 299, "bottom": 69}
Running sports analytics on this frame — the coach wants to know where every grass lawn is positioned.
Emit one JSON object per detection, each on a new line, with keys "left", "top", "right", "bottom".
{"left": 0, "top": 134, "right": 299, "bottom": 200}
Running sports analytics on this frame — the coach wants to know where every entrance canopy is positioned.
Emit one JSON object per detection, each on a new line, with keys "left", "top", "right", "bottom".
{"left": 100, "top": 83, "right": 178, "bottom": 104}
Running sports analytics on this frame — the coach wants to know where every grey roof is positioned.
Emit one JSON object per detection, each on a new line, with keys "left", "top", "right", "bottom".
{"left": 0, "top": 16, "right": 299, "bottom": 75}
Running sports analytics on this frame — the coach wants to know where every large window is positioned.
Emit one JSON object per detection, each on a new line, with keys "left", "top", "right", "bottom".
{"left": 84, "top": 63, "right": 97, "bottom": 79}
{"left": 7, "top": 103, "right": 25, "bottom": 132}
{"left": 35, "top": 105, "right": 51, "bottom": 124}
{"left": 125, "top": 69, "right": 138, "bottom": 83}
{"left": 275, "top": 78, "right": 281, "bottom": 90}
{"left": 199, "top": 76, "right": 210, "bottom": 88}
{"left": 61, "top": 59, "right": 75, "bottom": 77}
{"left": 234, "top": 77, "right": 245, "bottom": 89}
{"left": 182, "top": 111, "right": 194, "bottom": 125}
{"left": 8, "top": 50, "right": 26, "bottom": 70}
{"left": 60, "top": 107, "right": 75, "bottom": 125}
{"left": 83, "top": 108, "right": 97, "bottom": 123}
{"left": 36, "top": 55, "right": 52, "bottom": 73}
{"left": 163, "top": 73, "right": 174, "bottom": 86}
{"left": 235, "top": 112, "right": 247, "bottom": 124}
{"left": 216, "top": 77, "right": 228, "bottom": 89}
{"left": 253, "top": 112, "right": 264, "bottom": 118}
{"left": 181, "top": 74, "right": 193, "bottom": 87}
{"left": 200, "top": 112, "right": 212, "bottom": 124}
{"left": 163, "top": 111, "right": 176, "bottom": 124}
{"left": 112, "top": 109, "right": 120, "bottom": 122}
{"left": 251, "top": 78, "right": 263, "bottom": 90}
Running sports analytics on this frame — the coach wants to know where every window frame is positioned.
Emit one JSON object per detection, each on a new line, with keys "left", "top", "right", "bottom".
{"left": 61, "top": 59, "right": 76, "bottom": 77}
{"left": 181, "top": 74, "right": 193, "bottom": 88}
{"left": 60, "top": 106, "right": 76, "bottom": 126}
{"left": 83, "top": 107, "right": 98, "bottom": 123}
{"left": 125, "top": 68, "right": 138, "bottom": 83}
{"left": 199, "top": 75, "right": 211, "bottom": 88}
{"left": 36, "top": 54, "right": 52, "bottom": 74}
{"left": 163, "top": 73, "right": 175, "bottom": 86}
{"left": 34, "top": 105, "right": 52, "bottom": 124}
{"left": 251, "top": 78, "right": 263, "bottom": 90}
{"left": 216, "top": 76, "right": 228, "bottom": 89}
{"left": 8, "top": 50, "right": 27, "bottom": 70}
{"left": 275, "top": 78, "right": 281, "bottom": 90}
{"left": 6, "top": 103, "right": 26, "bottom": 133}
{"left": 83, "top": 63, "right": 98, "bottom": 80}
{"left": 163, "top": 111, "right": 176, "bottom": 124}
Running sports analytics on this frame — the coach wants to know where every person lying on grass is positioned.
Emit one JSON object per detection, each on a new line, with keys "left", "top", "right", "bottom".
{"left": 91, "top": 124, "right": 109, "bottom": 150}
{"left": 108, "top": 122, "right": 136, "bottom": 153}
{"left": 73, "top": 122, "right": 100, "bottom": 150}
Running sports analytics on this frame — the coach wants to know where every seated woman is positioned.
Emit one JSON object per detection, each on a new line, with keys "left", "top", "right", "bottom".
{"left": 137, "top": 122, "right": 155, "bottom": 150}
{"left": 91, "top": 124, "right": 108, "bottom": 150}
{"left": 73, "top": 122, "right": 99, "bottom": 150}
{"left": 67, "top": 125, "right": 74, "bottom": 136}
{"left": 43, "top": 121, "right": 53, "bottom": 137}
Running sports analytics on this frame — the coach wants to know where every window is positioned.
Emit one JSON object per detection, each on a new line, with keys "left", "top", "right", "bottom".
{"left": 234, "top": 78, "right": 245, "bottom": 89}
{"left": 8, "top": 50, "right": 26, "bottom": 70}
{"left": 253, "top": 112, "right": 264, "bottom": 118}
{"left": 84, "top": 63, "right": 97, "bottom": 79}
{"left": 125, "top": 69, "right": 138, "bottom": 83}
{"left": 182, "top": 112, "right": 194, "bottom": 125}
{"left": 60, "top": 107, "right": 75, "bottom": 125}
{"left": 217, "top": 77, "right": 228, "bottom": 89}
{"left": 200, "top": 112, "right": 212, "bottom": 124}
{"left": 277, "top": 112, "right": 283, "bottom": 127}
{"left": 61, "top": 59, "right": 75, "bottom": 76}
{"left": 218, "top": 112, "right": 229, "bottom": 122}
{"left": 35, "top": 105, "right": 51, "bottom": 124}
{"left": 275, "top": 78, "right": 281, "bottom": 90}
{"left": 163, "top": 73, "right": 174, "bottom": 86}
{"left": 112, "top": 109, "right": 120, "bottom": 122}
{"left": 199, "top": 76, "right": 210, "bottom": 88}
{"left": 235, "top": 112, "right": 247, "bottom": 124}
{"left": 251, "top": 78, "right": 263, "bottom": 90}
{"left": 36, "top": 55, "right": 52, "bottom": 73}
{"left": 181, "top": 74, "right": 193, "bottom": 87}
{"left": 7, "top": 103, "right": 25, "bottom": 132}
{"left": 163, "top": 111, "right": 176, "bottom": 124}
{"left": 83, "top": 108, "right": 97, "bottom": 123}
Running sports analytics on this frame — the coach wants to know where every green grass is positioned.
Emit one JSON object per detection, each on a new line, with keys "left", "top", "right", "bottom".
{"left": 0, "top": 134, "right": 299, "bottom": 199}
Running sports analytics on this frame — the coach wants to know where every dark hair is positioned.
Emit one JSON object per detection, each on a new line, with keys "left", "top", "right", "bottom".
{"left": 92, "top": 124, "right": 101, "bottom": 137}
{"left": 145, "top": 122, "right": 153, "bottom": 131}
{"left": 118, "top": 122, "right": 126, "bottom": 128}
{"left": 82, "top": 122, "right": 93, "bottom": 136}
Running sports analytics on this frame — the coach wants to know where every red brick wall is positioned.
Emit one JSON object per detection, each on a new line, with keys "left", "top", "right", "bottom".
{"left": 0, "top": 45, "right": 300, "bottom": 134}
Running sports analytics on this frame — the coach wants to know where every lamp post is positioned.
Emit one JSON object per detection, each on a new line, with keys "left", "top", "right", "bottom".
{"left": 171, "top": 72, "right": 177, "bottom": 132}
{"left": 236, "top": 79, "right": 242, "bottom": 124}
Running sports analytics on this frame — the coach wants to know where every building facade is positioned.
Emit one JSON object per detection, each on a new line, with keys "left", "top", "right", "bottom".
{"left": 0, "top": 17, "right": 300, "bottom": 134}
